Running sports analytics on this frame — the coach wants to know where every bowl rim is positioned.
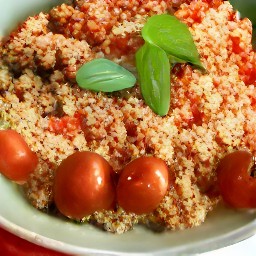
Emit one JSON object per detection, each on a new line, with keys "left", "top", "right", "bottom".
{"left": 1, "top": 213, "right": 256, "bottom": 256}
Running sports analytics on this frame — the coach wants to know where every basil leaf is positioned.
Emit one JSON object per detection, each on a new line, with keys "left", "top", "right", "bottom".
{"left": 76, "top": 58, "right": 136, "bottom": 92}
{"left": 168, "top": 55, "right": 186, "bottom": 64}
{"left": 142, "top": 14, "right": 204, "bottom": 69}
{"left": 136, "top": 42, "right": 171, "bottom": 116}
{"left": 229, "top": 0, "right": 256, "bottom": 25}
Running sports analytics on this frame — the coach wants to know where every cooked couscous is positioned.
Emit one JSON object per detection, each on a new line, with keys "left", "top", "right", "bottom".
{"left": 0, "top": 0, "right": 256, "bottom": 234}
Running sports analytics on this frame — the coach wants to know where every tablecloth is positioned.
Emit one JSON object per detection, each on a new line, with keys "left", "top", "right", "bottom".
{"left": 1, "top": 225, "right": 255, "bottom": 256}
{"left": 0, "top": 227, "right": 71, "bottom": 256}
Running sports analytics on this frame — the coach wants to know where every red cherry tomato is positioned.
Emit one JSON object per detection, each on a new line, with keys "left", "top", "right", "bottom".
{"left": 0, "top": 129, "right": 38, "bottom": 184}
{"left": 217, "top": 150, "right": 256, "bottom": 208}
{"left": 117, "top": 156, "right": 169, "bottom": 214}
{"left": 54, "top": 151, "right": 116, "bottom": 219}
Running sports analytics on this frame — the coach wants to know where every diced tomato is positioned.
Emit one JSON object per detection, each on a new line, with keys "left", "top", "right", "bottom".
{"left": 49, "top": 114, "right": 81, "bottom": 136}
{"left": 230, "top": 36, "right": 244, "bottom": 54}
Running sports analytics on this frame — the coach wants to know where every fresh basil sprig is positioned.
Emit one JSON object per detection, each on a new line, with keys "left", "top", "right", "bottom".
{"left": 136, "top": 43, "right": 171, "bottom": 116}
{"left": 141, "top": 14, "right": 204, "bottom": 69}
{"left": 76, "top": 58, "right": 136, "bottom": 92}
{"left": 75, "top": 14, "right": 204, "bottom": 117}
{"left": 136, "top": 14, "right": 204, "bottom": 116}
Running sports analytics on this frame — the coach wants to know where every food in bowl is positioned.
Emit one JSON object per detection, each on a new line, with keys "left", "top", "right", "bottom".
{"left": 0, "top": 0, "right": 256, "bottom": 234}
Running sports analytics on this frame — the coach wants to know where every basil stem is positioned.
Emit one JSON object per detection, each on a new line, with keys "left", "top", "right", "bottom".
{"left": 76, "top": 58, "right": 136, "bottom": 92}
{"left": 142, "top": 14, "right": 204, "bottom": 69}
{"left": 136, "top": 42, "right": 171, "bottom": 116}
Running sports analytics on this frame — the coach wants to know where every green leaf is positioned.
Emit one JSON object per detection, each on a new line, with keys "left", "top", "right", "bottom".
{"left": 229, "top": 0, "right": 256, "bottom": 25}
{"left": 168, "top": 54, "right": 187, "bottom": 64}
{"left": 76, "top": 58, "right": 136, "bottom": 92}
{"left": 142, "top": 14, "right": 204, "bottom": 69}
{"left": 136, "top": 42, "right": 171, "bottom": 116}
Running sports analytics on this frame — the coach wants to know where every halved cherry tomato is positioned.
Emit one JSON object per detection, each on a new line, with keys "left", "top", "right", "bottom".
{"left": 53, "top": 151, "right": 116, "bottom": 219}
{"left": 0, "top": 129, "right": 38, "bottom": 184}
{"left": 117, "top": 156, "right": 169, "bottom": 214}
{"left": 217, "top": 150, "right": 256, "bottom": 208}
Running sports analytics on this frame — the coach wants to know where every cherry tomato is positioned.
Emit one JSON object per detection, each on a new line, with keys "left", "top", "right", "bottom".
{"left": 217, "top": 150, "right": 256, "bottom": 208}
{"left": 117, "top": 156, "right": 169, "bottom": 214}
{"left": 0, "top": 129, "right": 38, "bottom": 184}
{"left": 53, "top": 151, "right": 116, "bottom": 220}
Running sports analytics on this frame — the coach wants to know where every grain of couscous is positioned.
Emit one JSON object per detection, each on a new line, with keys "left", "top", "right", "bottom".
{"left": 0, "top": 0, "right": 256, "bottom": 234}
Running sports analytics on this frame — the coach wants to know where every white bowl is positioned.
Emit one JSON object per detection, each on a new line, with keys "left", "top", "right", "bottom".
{"left": 0, "top": 175, "right": 256, "bottom": 255}
{"left": 1, "top": 1, "right": 256, "bottom": 255}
